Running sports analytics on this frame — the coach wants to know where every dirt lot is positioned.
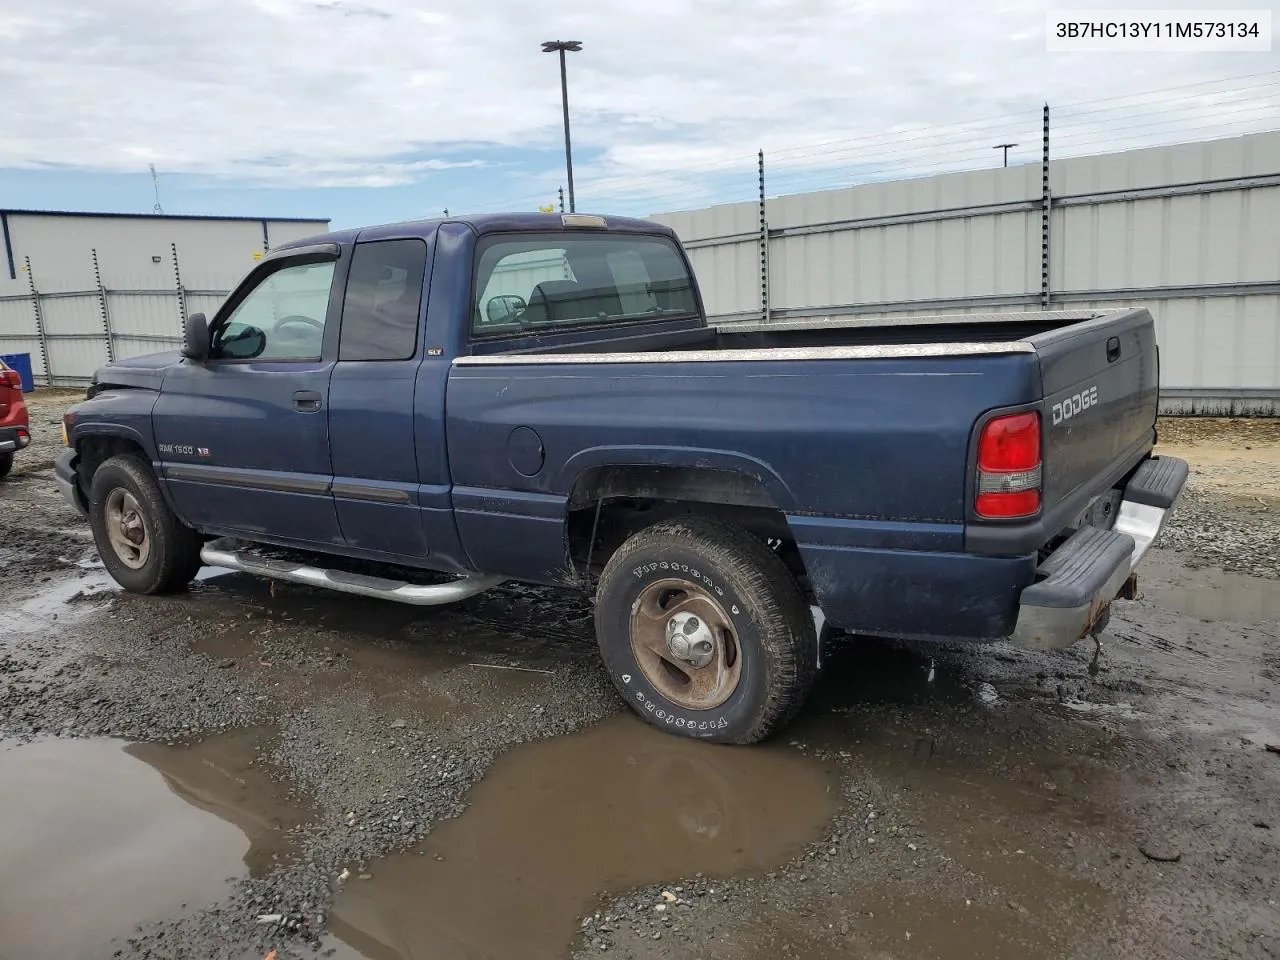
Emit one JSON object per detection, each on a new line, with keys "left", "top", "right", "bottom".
{"left": 1, "top": 392, "right": 1277, "bottom": 960}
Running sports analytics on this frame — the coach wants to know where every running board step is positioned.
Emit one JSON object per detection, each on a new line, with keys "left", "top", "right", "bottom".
{"left": 199, "top": 538, "right": 504, "bottom": 606}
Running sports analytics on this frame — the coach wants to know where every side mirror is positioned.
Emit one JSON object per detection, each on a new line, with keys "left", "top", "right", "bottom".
{"left": 486, "top": 294, "right": 527, "bottom": 324}
{"left": 216, "top": 323, "right": 267, "bottom": 360}
{"left": 181, "top": 312, "right": 210, "bottom": 362}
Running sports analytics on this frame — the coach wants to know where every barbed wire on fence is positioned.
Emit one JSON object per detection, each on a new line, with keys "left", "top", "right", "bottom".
{"left": 459, "top": 70, "right": 1280, "bottom": 218}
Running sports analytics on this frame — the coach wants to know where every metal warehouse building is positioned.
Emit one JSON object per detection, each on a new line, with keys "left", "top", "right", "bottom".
{"left": 0, "top": 210, "right": 329, "bottom": 385}
{"left": 654, "top": 131, "right": 1280, "bottom": 415}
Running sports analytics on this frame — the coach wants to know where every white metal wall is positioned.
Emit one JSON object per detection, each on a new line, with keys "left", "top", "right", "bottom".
{"left": 0, "top": 213, "right": 327, "bottom": 384}
{"left": 653, "top": 132, "right": 1280, "bottom": 411}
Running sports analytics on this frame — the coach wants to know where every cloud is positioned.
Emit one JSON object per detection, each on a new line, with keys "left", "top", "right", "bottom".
{"left": 1, "top": 0, "right": 1277, "bottom": 209}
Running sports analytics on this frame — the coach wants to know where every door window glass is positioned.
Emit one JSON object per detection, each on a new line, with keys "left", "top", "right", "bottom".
{"left": 339, "top": 239, "right": 427, "bottom": 361}
{"left": 211, "top": 260, "right": 336, "bottom": 361}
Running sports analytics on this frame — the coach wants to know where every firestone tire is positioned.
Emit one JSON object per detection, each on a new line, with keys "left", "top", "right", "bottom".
{"left": 594, "top": 517, "right": 817, "bottom": 744}
{"left": 88, "top": 454, "right": 204, "bottom": 594}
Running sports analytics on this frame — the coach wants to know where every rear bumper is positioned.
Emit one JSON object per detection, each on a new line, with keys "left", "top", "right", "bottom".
{"left": 1010, "top": 455, "right": 1189, "bottom": 651}
{"left": 55, "top": 448, "right": 87, "bottom": 517}
{"left": 0, "top": 425, "right": 30, "bottom": 454}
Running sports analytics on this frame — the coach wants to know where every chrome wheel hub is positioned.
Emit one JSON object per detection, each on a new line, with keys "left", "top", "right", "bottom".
{"left": 630, "top": 578, "right": 742, "bottom": 711}
{"left": 104, "top": 487, "right": 150, "bottom": 570}
{"left": 666, "top": 611, "right": 715, "bottom": 668}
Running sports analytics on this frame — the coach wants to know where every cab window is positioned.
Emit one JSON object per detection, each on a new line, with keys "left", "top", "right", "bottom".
{"left": 339, "top": 239, "right": 427, "bottom": 361}
{"left": 472, "top": 234, "right": 698, "bottom": 338}
{"left": 210, "top": 260, "right": 336, "bottom": 361}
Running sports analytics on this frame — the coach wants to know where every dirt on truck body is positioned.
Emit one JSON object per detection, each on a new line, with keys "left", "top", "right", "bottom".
{"left": 1, "top": 391, "right": 1277, "bottom": 960}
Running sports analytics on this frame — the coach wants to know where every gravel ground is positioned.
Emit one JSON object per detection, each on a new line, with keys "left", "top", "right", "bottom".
{"left": 2, "top": 394, "right": 1277, "bottom": 960}
{"left": 1155, "top": 418, "right": 1280, "bottom": 580}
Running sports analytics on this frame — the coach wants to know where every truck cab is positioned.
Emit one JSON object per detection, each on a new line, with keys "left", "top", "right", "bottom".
{"left": 56, "top": 213, "right": 1187, "bottom": 743}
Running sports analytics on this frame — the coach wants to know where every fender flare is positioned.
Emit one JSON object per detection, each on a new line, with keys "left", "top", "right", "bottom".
{"left": 557, "top": 445, "right": 795, "bottom": 510}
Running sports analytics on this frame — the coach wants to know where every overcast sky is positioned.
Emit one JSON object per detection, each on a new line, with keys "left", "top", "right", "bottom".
{"left": 2, "top": 0, "right": 1278, "bottom": 226}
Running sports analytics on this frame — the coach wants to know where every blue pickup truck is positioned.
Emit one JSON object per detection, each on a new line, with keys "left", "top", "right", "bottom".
{"left": 56, "top": 212, "right": 1187, "bottom": 742}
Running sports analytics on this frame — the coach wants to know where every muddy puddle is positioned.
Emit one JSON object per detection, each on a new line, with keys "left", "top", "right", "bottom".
{"left": 0, "top": 728, "right": 310, "bottom": 960}
{"left": 326, "top": 712, "right": 840, "bottom": 960}
{"left": 10, "top": 569, "right": 116, "bottom": 634}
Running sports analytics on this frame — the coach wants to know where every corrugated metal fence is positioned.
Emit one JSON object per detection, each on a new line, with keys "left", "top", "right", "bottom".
{"left": 654, "top": 131, "right": 1280, "bottom": 415}
{"left": 0, "top": 214, "right": 328, "bottom": 386}
{"left": 0, "top": 250, "right": 228, "bottom": 385}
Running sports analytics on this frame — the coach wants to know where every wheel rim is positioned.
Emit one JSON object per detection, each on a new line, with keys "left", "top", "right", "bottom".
{"left": 630, "top": 578, "right": 742, "bottom": 710}
{"left": 104, "top": 487, "right": 150, "bottom": 570}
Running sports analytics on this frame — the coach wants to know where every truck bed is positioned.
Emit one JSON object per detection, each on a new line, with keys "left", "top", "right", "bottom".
{"left": 454, "top": 306, "right": 1159, "bottom": 635}
{"left": 713, "top": 309, "right": 1112, "bottom": 348}
{"left": 487, "top": 308, "right": 1125, "bottom": 355}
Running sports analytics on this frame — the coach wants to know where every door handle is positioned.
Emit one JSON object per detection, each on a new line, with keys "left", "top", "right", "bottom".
{"left": 1106, "top": 337, "right": 1121, "bottom": 363}
{"left": 292, "top": 389, "right": 323, "bottom": 412}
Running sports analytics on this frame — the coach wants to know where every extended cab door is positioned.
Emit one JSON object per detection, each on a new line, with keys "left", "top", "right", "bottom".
{"left": 152, "top": 245, "right": 344, "bottom": 547}
{"left": 328, "top": 236, "right": 431, "bottom": 558}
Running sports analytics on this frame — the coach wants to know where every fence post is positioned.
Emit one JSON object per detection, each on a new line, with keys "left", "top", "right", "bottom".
{"left": 759, "top": 149, "right": 771, "bottom": 323}
{"left": 1041, "top": 103, "right": 1052, "bottom": 309}
{"left": 171, "top": 241, "right": 187, "bottom": 327}
{"left": 91, "top": 248, "right": 116, "bottom": 362}
{"left": 22, "top": 256, "right": 52, "bottom": 386}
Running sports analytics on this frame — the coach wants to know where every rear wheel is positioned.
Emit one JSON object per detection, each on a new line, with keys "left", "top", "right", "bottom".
{"left": 0, "top": 452, "right": 11, "bottom": 480}
{"left": 594, "top": 518, "right": 817, "bottom": 744}
{"left": 89, "top": 454, "right": 203, "bottom": 593}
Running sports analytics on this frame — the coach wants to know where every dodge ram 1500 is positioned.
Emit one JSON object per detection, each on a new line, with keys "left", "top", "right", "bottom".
{"left": 56, "top": 212, "right": 1187, "bottom": 742}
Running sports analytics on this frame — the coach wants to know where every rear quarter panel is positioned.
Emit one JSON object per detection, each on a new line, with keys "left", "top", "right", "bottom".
{"left": 445, "top": 352, "right": 1041, "bottom": 612}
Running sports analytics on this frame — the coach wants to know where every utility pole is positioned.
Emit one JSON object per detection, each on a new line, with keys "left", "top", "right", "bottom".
{"left": 149, "top": 164, "right": 164, "bottom": 213}
{"left": 541, "top": 40, "right": 582, "bottom": 212}
{"left": 993, "top": 143, "right": 1018, "bottom": 167}
{"left": 559, "top": 186, "right": 565, "bottom": 213}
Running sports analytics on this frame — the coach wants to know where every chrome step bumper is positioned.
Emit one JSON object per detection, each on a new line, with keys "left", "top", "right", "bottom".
{"left": 1010, "top": 456, "right": 1188, "bottom": 651}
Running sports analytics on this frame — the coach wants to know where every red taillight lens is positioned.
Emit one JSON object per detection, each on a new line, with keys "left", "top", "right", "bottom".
{"left": 978, "top": 412, "right": 1040, "bottom": 471}
{"left": 976, "top": 412, "right": 1042, "bottom": 519}
{"left": 976, "top": 489, "right": 1041, "bottom": 518}
{"left": 1, "top": 370, "right": 20, "bottom": 389}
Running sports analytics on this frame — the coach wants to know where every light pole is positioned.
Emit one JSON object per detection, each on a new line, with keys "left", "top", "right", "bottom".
{"left": 542, "top": 40, "right": 582, "bottom": 212}
{"left": 994, "top": 142, "right": 1018, "bottom": 167}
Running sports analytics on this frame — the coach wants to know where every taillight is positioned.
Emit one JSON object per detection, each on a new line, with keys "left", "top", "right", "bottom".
{"left": 975, "top": 411, "right": 1042, "bottom": 519}
{"left": 1, "top": 370, "right": 20, "bottom": 389}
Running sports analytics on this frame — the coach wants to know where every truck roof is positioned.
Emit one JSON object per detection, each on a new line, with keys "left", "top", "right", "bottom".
{"left": 274, "top": 212, "right": 678, "bottom": 251}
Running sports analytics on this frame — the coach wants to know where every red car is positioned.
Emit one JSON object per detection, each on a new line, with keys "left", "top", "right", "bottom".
{"left": 0, "top": 358, "right": 30, "bottom": 479}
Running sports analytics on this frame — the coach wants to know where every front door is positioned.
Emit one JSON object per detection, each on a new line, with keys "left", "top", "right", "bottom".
{"left": 153, "top": 250, "right": 345, "bottom": 548}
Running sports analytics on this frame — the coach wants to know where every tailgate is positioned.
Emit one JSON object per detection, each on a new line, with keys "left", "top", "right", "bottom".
{"left": 1031, "top": 308, "right": 1159, "bottom": 525}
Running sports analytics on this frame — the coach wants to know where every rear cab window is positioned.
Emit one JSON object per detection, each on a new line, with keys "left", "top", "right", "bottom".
{"left": 471, "top": 233, "right": 698, "bottom": 339}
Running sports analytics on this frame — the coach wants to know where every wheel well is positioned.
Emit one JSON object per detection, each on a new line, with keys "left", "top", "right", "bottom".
{"left": 75, "top": 435, "right": 147, "bottom": 494}
{"left": 565, "top": 465, "right": 811, "bottom": 598}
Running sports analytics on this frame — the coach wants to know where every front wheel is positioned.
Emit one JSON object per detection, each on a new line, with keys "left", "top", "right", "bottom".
{"left": 88, "top": 454, "right": 203, "bottom": 594}
{"left": 594, "top": 518, "right": 817, "bottom": 744}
